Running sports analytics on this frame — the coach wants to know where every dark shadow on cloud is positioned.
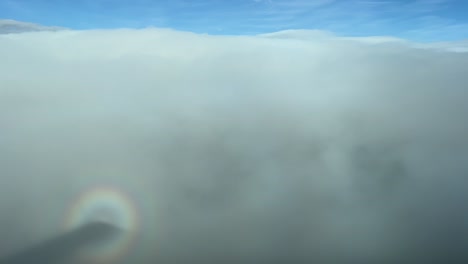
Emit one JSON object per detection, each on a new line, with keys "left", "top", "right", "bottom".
{"left": 0, "top": 221, "right": 122, "bottom": 264}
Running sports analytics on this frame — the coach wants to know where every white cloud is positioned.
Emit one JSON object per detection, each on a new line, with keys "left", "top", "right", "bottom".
{"left": 1, "top": 28, "right": 468, "bottom": 263}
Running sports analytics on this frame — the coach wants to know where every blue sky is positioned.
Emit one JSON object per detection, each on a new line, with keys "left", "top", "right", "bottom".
{"left": 0, "top": 0, "right": 467, "bottom": 41}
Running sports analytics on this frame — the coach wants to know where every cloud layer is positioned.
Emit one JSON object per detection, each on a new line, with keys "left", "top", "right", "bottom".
{"left": 0, "top": 28, "right": 468, "bottom": 264}
{"left": 0, "top": 19, "right": 65, "bottom": 34}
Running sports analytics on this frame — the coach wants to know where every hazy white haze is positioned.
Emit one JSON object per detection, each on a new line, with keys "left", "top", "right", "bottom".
{"left": 1, "top": 28, "right": 468, "bottom": 263}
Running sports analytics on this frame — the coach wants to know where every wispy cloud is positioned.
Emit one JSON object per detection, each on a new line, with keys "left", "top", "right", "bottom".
{"left": 270, "top": 0, "right": 336, "bottom": 8}
{"left": 202, "top": 0, "right": 467, "bottom": 40}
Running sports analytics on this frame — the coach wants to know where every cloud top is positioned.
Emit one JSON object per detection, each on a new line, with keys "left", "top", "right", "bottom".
{"left": 1, "top": 28, "right": 468, "bottom": 263}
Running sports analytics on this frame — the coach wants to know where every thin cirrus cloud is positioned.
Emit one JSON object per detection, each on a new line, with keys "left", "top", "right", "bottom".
{"left": 0, "top": 26, "right": 468, "bottom": 263}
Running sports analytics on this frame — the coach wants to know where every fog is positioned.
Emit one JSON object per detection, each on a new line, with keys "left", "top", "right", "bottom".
{"left": 0, "top": 28, "right": 468, "bottom": 264}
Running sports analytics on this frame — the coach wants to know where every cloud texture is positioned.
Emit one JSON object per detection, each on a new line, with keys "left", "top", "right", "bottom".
{"left": 0, "top": 28, "right": 468, "bottom": 264}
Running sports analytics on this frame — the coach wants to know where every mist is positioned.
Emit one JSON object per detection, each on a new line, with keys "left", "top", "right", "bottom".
{"left": 1, "top": 28, "right": 468, "bottom": 263}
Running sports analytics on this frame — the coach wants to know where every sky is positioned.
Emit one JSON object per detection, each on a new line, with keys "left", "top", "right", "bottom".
{"left": 0, "top": 0, "right": 467, "bottom": 41}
